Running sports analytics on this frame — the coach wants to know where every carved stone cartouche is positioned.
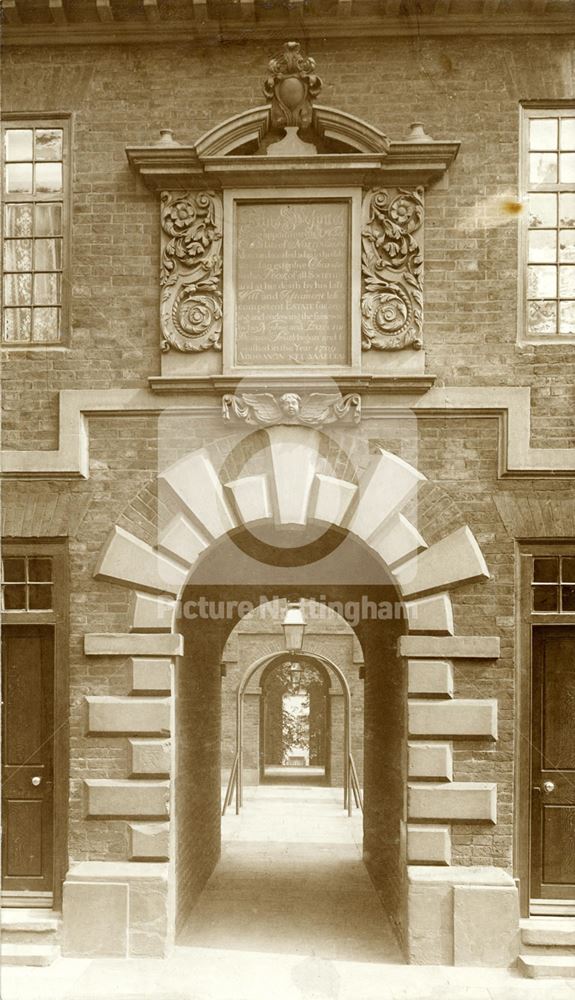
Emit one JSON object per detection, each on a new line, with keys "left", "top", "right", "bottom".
{"left": 263, "top": 41, "right": 322, "bottom": 134}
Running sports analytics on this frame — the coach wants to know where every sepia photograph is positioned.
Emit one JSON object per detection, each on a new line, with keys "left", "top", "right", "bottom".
{"left": 1, "top": 1, "right": 575, "bottom": 997}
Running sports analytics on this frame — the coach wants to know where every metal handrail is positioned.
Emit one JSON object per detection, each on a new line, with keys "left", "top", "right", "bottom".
{"left": 224, "top": 750, "right": 363, "bottom": 817}
{"left": 349, "top": 753, "right": 363, "bottom": 812}
{"left": 222, "top": 750, "right": 239, "bottom": 816}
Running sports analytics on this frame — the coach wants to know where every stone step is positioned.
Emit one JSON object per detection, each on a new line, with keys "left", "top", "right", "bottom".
{"left": 1, "top": 909, "right": 61, "bottom": 948}
{"left": 1, "top": 908, "right": 59, "bottom": 933}
{"left": 0, "top": 943, "right": 59, "bottom": 967}
{"left": 520, "top": 917, "right": 575, "bottom": 948}
{"left": 518, "top": 954, "right": 575, "bottom": 979}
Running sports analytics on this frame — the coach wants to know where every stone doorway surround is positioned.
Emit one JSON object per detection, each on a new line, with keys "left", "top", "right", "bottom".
{"left": 64, "top": 425, "right": 518, "bottom": 966}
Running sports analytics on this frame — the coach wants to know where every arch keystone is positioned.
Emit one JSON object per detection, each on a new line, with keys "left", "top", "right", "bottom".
{"left": 395, "top": 525, "right": 490, "bottom": 598}
{"left": 346, "top": 450, "right": 426, "bottom": 541}
{"left": 266, "top": 426, "right": 321, "bottom": 525}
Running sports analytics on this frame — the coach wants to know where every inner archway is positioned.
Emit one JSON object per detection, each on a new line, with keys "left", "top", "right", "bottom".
{"left": 260, "top": 655, "right": 331, "bottom": 785}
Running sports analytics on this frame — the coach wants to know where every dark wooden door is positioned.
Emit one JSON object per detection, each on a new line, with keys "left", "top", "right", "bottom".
{"left": 531, "top": 627, "right": 575, "bottom": 900}
{"left": 1, "top": 626, "right": 54, "bottom": 893}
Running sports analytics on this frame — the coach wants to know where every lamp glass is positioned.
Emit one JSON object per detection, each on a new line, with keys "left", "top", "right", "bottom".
{"left": 282, "top": 602, "right": 306, "bottom": 652}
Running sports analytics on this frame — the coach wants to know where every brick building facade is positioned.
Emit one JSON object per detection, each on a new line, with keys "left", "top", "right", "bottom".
{"left": 2, "top": 0, "right": 575, "bottom": 974}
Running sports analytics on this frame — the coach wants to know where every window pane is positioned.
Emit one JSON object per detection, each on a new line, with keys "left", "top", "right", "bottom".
{"left": 35, "top": 162, "right": 62, "bottom": 194}
{"left": 28, "top": 585, "right": 52, "bottom": 610}
{"left": 32, "top": 307, "right": 60, "bottom": 342}
{"left": 530, "top": 118, "right": 558, "bottom": 151}
{"left": 528, "top": 265, "right": 557, "bottom": 298}
{"left": 562, "top": 586, "right": 575, "bottom": 612}
{"left": 2, "top": 585, "right": 27, "bottom": 610}
{"left": 561, "top": 119, "right": 575, "bottom": 151}
{"left": 35, "top": 203, "right": 62, "bottom": 236}
{"left": 559, "top": 230, "right": 575, "bottom": 263}
{"left": 34, "top": 238, "right": 62, "bottom": 270}
{"left": 528, "top": 229, "right": 556, "bottom": 263}
{"left": 533, "top": 585, "right": 559, "bottom": 612}
{"left": 529, "top": 193, "right": 557, "bottom": 229}
{"left": 559, "top": 301, "right": 575, "bottom": 335}
{"left": 5, "top": 204, "right": 33, "bottom": 237}
{"left": 4, "top": 239, "right": 33, "bottom": 271}
{"left": 4, "top": 273, "right": 32, "bottom": 306}
{"left": 35, "top": 128, "right": 63, "bottom": 162}
{"left": 4, "top": 129, "right": 33, "bottom": 161}
{"left": 28, "top": 558, "right": 52, "bottom": 582}
{"left": 5, "top": 163, "right": 33, "bottom": 194}
{"left": 559, "top": 266, "right": 575, "bottom": 297}
{"left": 560, "top": 193, "right": 575, "bottom": 228}
{"left": 534, "top": 557, "right": 559, "bottom": 582}
{"left": 530, "top": 152, "right": 558, "bottom": 184}
{"left": 528, "top": 300, "right": 557, "bottom": 335}
{"left": 2, "top": 557, "right": 26, "bottom": 582}
{"left": 34, "top": 272, "right": 60, "bottom": 306}
{"left": 562, "top": 557, "right": 575, "bottom": 582}
{"left": 3, "top": 308, "right": 32, "bottom": 342}
{"left": 560, "top": 152, "right": 575, "bottom": 183}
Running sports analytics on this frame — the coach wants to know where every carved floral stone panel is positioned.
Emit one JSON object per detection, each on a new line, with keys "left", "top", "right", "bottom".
{"left": 160, "top": 191, "right": 223, "bottom": 352}
{"left": 361, "top": 187, "right": 424, "bottom": 351}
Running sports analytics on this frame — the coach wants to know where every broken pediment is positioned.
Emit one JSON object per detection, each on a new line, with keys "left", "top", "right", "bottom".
{"left": 126, "top": 41, "right": 459, "bottom": 190}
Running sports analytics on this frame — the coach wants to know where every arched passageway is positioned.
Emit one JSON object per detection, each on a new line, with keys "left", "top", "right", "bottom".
{"left": 175, "top": 525, "right": 407, "bottom": 955}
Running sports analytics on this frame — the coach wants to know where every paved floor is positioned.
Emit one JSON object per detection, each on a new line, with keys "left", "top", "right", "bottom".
{"left": 3, "top": 786, "right": 575, "bottom": 1000}
{"left": 179, "top": 785, "right": 401, "bottom": 963}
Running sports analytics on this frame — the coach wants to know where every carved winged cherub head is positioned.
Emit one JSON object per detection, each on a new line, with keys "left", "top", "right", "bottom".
{"left": 279, "top": 393, "right": 302, "bottom": 417}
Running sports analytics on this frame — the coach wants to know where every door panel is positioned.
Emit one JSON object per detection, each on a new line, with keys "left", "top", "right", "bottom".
{"left": 1, "top": 626, "right": 54, "bottom": 893}
{"left": 532, "top": 628, "right": 575, "bottom": 899}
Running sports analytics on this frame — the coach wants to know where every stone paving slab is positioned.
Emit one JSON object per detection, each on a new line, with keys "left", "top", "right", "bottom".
{"left": 5, "top": 788, "right": 575, "bottom": 1000}
{"left": 4, "top": 952, "right": 575, "bottom": 1000}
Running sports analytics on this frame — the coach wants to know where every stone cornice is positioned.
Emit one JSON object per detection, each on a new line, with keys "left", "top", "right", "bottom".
{"left": 146, "top": 374, "right": 437, "bottom": 395}
{"left": 126, "top": 146, "right": 460, "bottom": 191}
{"left": 3, "top": 4, "right": 575, "bottom": 46}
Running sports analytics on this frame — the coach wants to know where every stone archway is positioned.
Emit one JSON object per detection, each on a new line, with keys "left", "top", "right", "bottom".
{"left": 256, "top": 653, "right": 337, "bottom": 791}
{"left": 68, "top": 425, "right": 518, "bottom": 966}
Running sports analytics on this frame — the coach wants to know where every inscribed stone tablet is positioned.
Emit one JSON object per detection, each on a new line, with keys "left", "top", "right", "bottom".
{"left": 234, "top": 200, "right": 350, "bottom": 367}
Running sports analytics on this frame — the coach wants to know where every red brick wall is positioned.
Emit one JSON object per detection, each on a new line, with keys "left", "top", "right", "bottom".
{"left": 2, "top": 34, "right": 575, "bottom": 448}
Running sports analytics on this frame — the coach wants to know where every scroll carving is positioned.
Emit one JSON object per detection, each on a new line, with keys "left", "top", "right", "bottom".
{"left": 361, "top": 188, "right": 424, "bottom": 351}
{"left": 160, "top": 191, "right": 223, "bottom": 352}
{"left": 222, "top": 392, "right": 361, "bottom": 427}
